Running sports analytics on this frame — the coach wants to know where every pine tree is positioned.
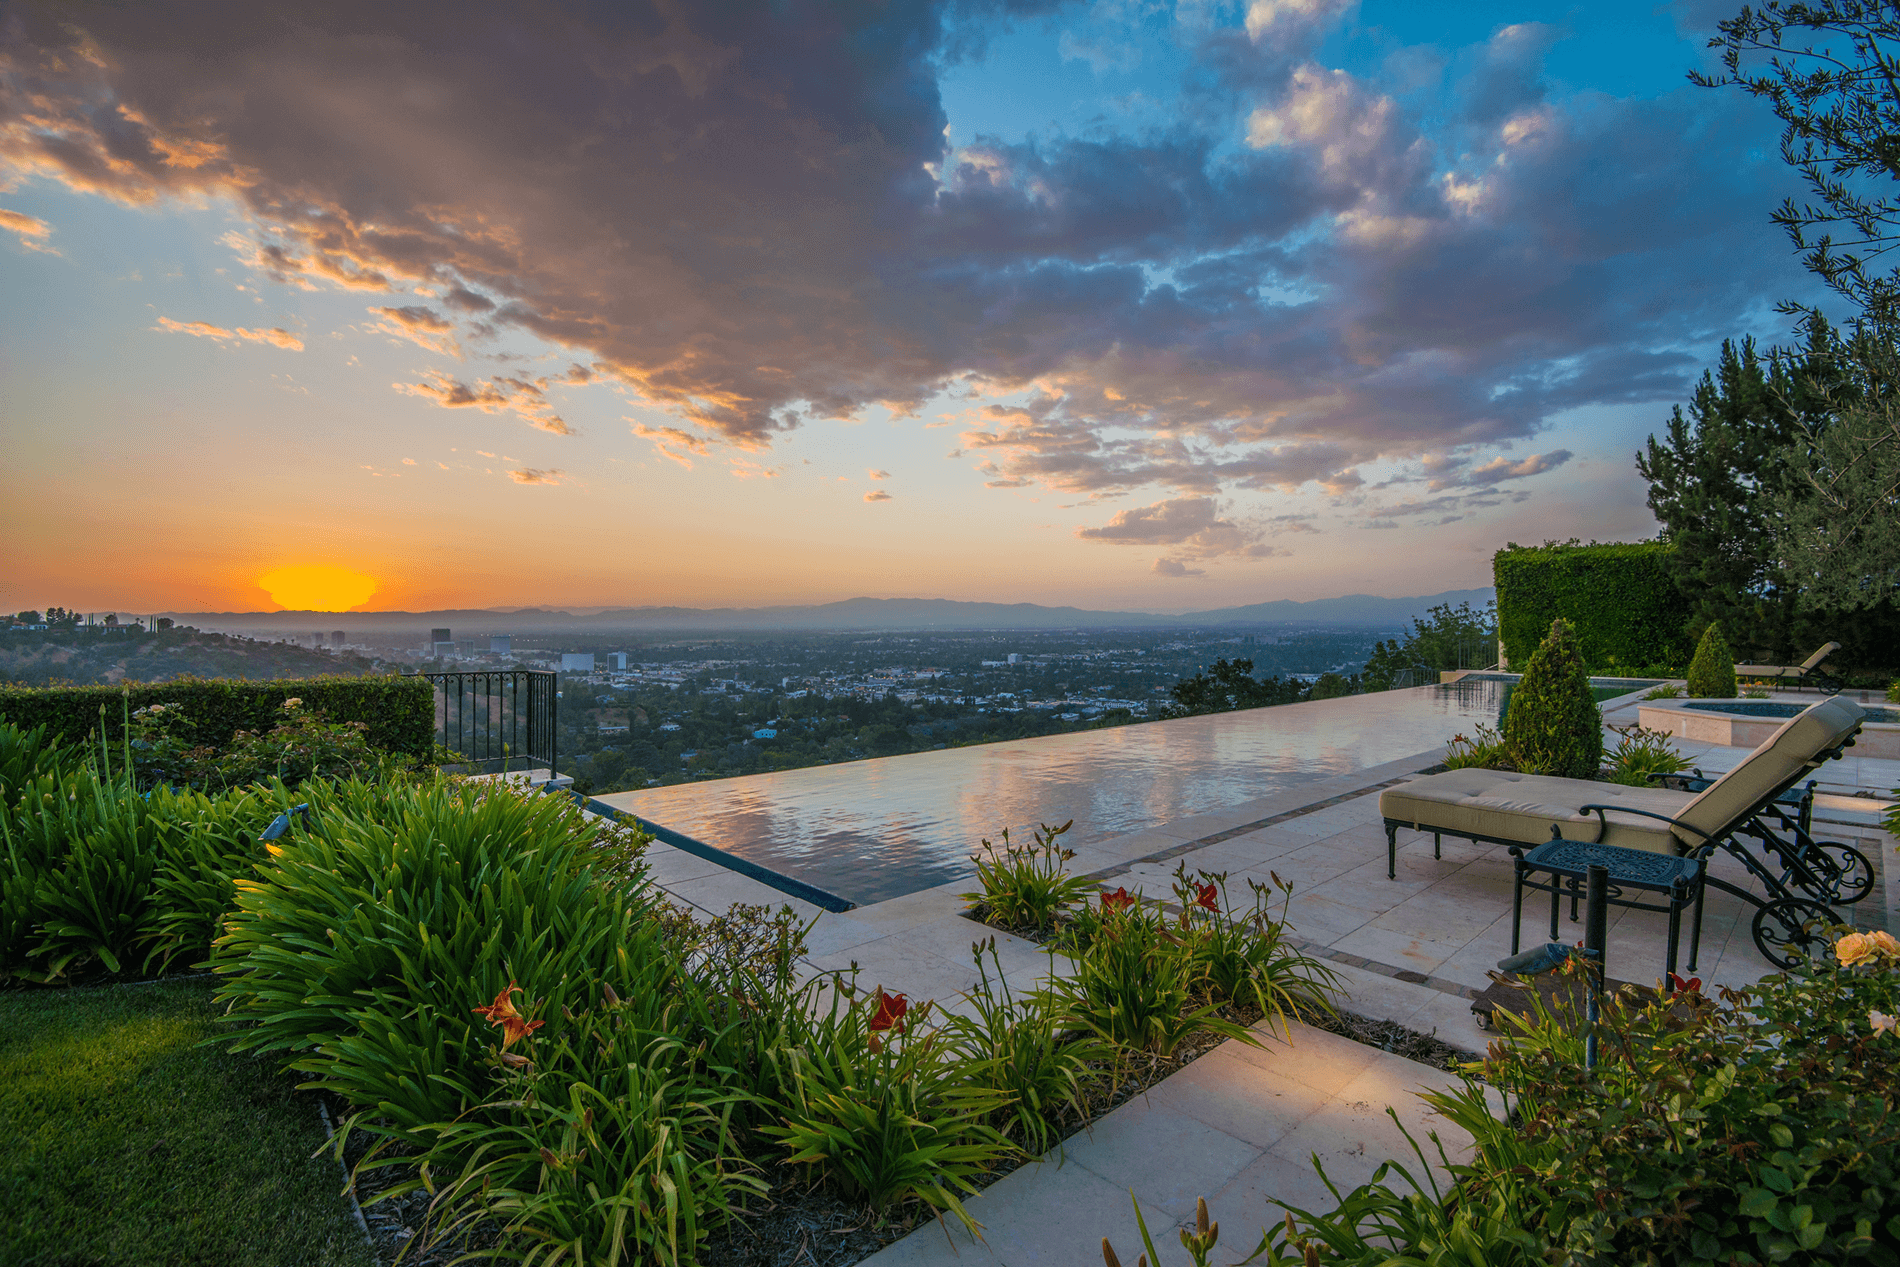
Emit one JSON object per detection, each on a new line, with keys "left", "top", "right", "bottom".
{"left": 1502, "top": 619, "right": 1602, "bottom": 779}
{"left": 1637, "top": 320, "right": 1841, "bottom": 658}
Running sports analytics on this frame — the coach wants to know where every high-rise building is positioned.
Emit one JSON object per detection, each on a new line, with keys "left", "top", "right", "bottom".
{"left": 609, "top": 651, "right": 629, "bottom": 671}
{"left": 490, "top": 635, "right": 513, "bottom": 655}
{"left": 430, "top": 626, "right": 454, "bottom": 656}
{"left": 332, "top": 631, "right": 346, "bottom": 647}
{"left": 560, "top": 652, "right": 596, "bottom": 672}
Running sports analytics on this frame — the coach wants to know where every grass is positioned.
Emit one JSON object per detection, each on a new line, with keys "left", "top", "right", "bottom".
{"left": 0, "top": 977, "right": 377, "bottom": 1267}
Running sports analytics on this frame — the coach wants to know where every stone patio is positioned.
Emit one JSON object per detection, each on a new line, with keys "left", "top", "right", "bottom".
{"left": 620, "top": 691, "right": 1897, "bottom": 1265}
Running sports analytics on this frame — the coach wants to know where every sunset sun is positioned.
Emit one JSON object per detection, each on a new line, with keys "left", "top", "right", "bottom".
{"left": 257, "top": 565, "right": 379, "bottom": 611}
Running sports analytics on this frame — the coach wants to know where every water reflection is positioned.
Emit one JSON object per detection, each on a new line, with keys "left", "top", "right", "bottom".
{"left": 610, "top": 681, "right": 1514, "bottom": 906}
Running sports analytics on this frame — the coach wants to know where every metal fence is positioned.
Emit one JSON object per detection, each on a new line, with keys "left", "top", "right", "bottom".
{"left": 421, "top": 670, "right": 557, "bottom": 776}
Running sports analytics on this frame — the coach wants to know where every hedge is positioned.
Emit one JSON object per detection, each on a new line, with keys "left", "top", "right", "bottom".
{"left": 0, "top": 675, "right": 435, "bottom": 759}
{"left": 1495, "top": 542, "right": 1694, "bottom": 672}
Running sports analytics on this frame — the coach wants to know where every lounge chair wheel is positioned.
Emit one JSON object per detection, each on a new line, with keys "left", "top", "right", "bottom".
{"left": 1750, "top": 897, "right": 1836, "bottom": 970}
{"left": 1810, "top": 842, "right": 1875, "bottom": 905}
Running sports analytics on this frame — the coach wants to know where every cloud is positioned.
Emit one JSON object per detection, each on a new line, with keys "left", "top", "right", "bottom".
{"left": 867, "top": 468, "right": 891, "bottom": 480}
{"left": 396, "top": 369, "right": 576, "bottom": 434}
{"left": 632, "top": 422, "right": 710, "bottom": 468}
{"left": 1152, "top": 557, "right": 1206, "bottom": 577}
{"left": 863, "top": 489, "right": 892, "bottom": 502}
{"left": 0, "top": 206, "right": 59, "bottom": 253}
{"left": 368, "top": 304, "right": 459, "bottom": 355}
{"left": 401, "top": 457, "right": 416, "bottom": 465}
{"left": 154, "top": 315, "right": 302, "bottom": 350}
{"left": 1077, "top": 495, "right": 1286, "bottom": 563}
{"left": 1244, "top": 0, "right": 1353, "bottom": 43}
{"left": 3, "top": 1, "right": 1822, "bottom": 512}
{"left": 1421, "top": 448, "right": 1573, "bottom": 491}
{"left": 508, "top": 467, "right": 564, "bottom": 485}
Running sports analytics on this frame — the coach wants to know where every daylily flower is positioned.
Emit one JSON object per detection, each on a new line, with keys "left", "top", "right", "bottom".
{"left": 1871, "top": 1010, "right": 1897, "bottom": 1036}
{"left": 1667, "top": 972, "right": 1701, "bottom": 996}
{"left": 472, "top": 982, "right": 544, "bottom": 1048}
{"left": 1192, "top": 880, "right": 1220, "bottom": 913}
{"left": 866, "top": 989, "right": 909, "bottom": 1052}
{"left": 1099, "top": 887, "right": 1136, "bottom": 914}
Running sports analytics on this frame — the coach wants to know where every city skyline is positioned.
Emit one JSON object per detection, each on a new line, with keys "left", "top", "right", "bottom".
{"left": 1, "top": 0, "right": 1824, "bottom": 614}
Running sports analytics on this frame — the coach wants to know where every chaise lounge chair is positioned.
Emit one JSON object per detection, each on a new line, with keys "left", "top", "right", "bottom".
{"left": 1735, "top": 641, "right": 1843, "bottom": 693}
{"left": 1379, "top": 696, "right": 1866, "bottom": 968}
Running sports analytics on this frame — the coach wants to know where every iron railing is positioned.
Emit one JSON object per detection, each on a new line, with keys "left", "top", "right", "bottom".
{"left": 421, "top": 670, "right": 557, "bottom": 776}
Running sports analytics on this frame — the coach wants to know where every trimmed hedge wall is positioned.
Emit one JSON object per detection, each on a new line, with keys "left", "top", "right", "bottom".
{"left": 0, "top": 675, "right": 434, "bottom": 758}
{"left": 1495, "top": 542, "right": 1694, "bottom": 672}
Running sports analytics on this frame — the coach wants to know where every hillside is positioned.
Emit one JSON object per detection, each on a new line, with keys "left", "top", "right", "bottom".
{"left": 0, "top": 627, "right": 388, "bottom": 687}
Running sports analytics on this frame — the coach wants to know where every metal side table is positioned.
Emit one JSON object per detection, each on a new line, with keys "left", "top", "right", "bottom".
{"left": 1508, "top": 837, "right": 1707, "bottom": 981}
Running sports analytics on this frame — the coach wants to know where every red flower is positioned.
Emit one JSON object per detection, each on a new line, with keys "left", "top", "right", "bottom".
{"left": 1099, "top": 887, "right": 1136, "bottom": 914}
{"left": 1667, "top": 972, "right": 1702, "bottom": 997}
{"left": 869, "top": 989, "right": 909, "bottom": 1034}
{"left": 1192, "top": 881, "right": 1220, "bottom": 913}
{"left": 472, "top": 982, "right": 545, "bottom": 1048}
{"left": 866, "top": 989, "right": 909, "bottom": 1052}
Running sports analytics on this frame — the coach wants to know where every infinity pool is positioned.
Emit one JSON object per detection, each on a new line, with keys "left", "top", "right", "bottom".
{"left": 597, "top": 678, "right": 1645, "bottom": 906}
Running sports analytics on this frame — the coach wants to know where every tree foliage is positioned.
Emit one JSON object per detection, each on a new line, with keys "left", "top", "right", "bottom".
{"left": 1638, "top": 325, "right": 1842, "bottom": 647}
{"left": 1694, "top": 1, "right": 1900, "bottom": 612}
{"left": 1686, "top": 621, "right": 1740, "bottom": 698}
{"left": 1501, "top": 619, "right": 1603, "bottom": 779}
{"left": 1166, "top": 659, "right": 1307, "bottom": 715}
{"left": 1362, "top": 602, "right": 1497, "bottom": 691}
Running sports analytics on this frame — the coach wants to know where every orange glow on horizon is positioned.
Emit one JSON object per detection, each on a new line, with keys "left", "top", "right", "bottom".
{"left": 257, "top": 565, "right": 379, "bottom": 612}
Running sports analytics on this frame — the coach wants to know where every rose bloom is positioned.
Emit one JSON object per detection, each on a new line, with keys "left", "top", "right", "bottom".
{"left": 1836, "top": 932, "right": 1877, "bottom": 968}
{"left": 1872, "top": 1010, "right": 1898, "bottom": 1037}
{"left": 1872, "top": 930, "right": 1900, "bottom": 960}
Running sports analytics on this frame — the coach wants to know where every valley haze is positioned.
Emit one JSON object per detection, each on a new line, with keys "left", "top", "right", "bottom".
{"left": 156, "top": 589, "right": 1495, "bottom": 635}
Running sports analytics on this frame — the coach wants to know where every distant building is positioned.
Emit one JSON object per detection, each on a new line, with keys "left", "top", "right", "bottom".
{"left": 331, "top": 630, "right": 346, "bottom": 647}
{"left": 608, "top": 651, "right": 629, "bottom": 671}
{"left": 1007, "top": 653, "right": 1022, "bottom": 664}
{"left": 752, "top": 728, "right": 778, "bottom": 739}
{"left": 430, "top": 626, "right": 454, "bottom": 656}
{"left": 560, "top": 652, "right": 595, "bottom": 672}
{"left": 489, "top": 635, "right": 512, "bottom": 655}
{"left": 598, "top": 722, "right": 630, "bottom": 735}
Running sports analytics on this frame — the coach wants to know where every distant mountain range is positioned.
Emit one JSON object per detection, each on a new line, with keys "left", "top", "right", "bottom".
{"left": 159, "top": 588, "right": 1494, "bottom": 634}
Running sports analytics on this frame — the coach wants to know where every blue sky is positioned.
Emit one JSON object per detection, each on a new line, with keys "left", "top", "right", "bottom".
{"left": 0, "top": 0, "right": 1829, "bottom": 613}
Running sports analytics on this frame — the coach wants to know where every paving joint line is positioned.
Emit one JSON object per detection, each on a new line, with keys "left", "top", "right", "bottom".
{"left": 1075, "top": 769, "right": 1431, "bottom": 887}
{"left": 1076, "top": 766, "right": 1486, "bottom": 1004}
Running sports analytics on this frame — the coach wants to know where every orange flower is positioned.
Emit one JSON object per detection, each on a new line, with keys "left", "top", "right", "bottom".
{"left": 1192, "top": 880, "right": 1220, "bottom": 913}
{"left": 472, "top": 982, "right": 544, "bottom": 1048}
{"left": 1667, "top": 971, "right": 1701, "bottom": 996}
{"left": 1099, "top": 887, "right": 1136, "bottom": 914}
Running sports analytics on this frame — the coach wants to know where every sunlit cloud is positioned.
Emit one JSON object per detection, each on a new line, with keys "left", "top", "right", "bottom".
{"left": 0, "top": 206, "right": 59, "bottom": 254}
{"left": 154, "top": 315, "right": 302, "bottom": 350}
{"left": 396, "top": 369, "right": 575, "bottom": 434}
{"left": 863, "top": 489, "right": 892, "bottom": 502}
{"left": 508, "top": 467, "right": 565, "bottom": 485}
{"left": 368, "top": 304, "right": 460, "bottom": 356}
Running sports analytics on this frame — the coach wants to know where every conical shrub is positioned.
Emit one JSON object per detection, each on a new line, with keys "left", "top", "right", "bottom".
{"left": 1502, "top": 618, "right": 1603, "bottom": 778}
{"left": 1685, "top": 622, "right": 1737, "bottom": 698}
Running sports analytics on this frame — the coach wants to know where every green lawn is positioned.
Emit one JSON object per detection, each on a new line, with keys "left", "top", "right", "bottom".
{"left": 0, "top": 977, "right": 378, "bottom": 1267}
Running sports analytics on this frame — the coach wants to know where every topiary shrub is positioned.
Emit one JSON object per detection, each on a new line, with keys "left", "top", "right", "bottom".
{"left": 1686, "top": 622, "right": 1737, "bottom": 698}
{"left": 1502, "top": 619, "right": 1603, "bottom": 778}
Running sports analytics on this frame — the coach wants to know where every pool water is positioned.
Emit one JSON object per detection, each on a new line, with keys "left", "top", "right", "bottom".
{"left": 600, "top": 677, "right": 1647, "bottom": 907}
{"left": 1685, "top": 700, "right": 1898, "bottom": 723}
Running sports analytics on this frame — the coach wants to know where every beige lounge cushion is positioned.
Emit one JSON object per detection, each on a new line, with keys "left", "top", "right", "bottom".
{"left": 1670, "top": 696, "right": 1864, "bottom": 845}
{"left": 1379, "top": 770, "right": 1691, "bottom": 854}
{"left": 1737, "top": 641, "right": 1840, "bottom": 678}
{"left": 1378, "top": 696, "right": 1863, "bottom": 855}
